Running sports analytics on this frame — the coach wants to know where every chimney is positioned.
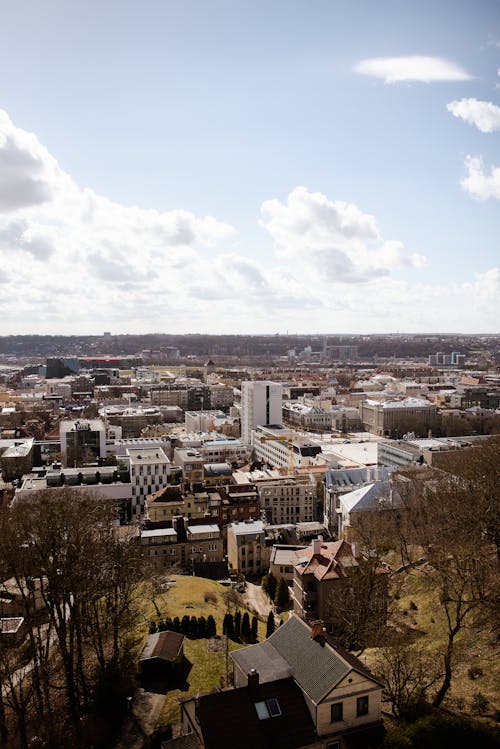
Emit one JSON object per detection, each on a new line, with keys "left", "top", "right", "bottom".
{"left": 247, "top": 668, "right": 259, "bottom": 696}
{"left": 310, "top": 621, "right": 326, "bottom": 644}
{"left": 312, "top": 535, "right": 323, "bottom": 555}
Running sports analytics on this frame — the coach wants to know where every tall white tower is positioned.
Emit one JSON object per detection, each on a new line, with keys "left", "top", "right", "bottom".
{"left": 241, "top": 381, "right": 283, "bottom": 444}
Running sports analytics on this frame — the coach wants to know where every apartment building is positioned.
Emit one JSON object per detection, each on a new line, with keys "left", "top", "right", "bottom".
{"left": 127, "top": 446, "right": 170, "bottom": 517}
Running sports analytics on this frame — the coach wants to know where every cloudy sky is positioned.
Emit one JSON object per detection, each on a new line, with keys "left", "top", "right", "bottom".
{"left": 0, "top": 0, "right": 499, "bottom": 335}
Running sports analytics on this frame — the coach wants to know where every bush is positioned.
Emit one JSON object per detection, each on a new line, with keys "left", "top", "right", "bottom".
{"left": 471, "top": 692, "right": 490, "bottom": 716}
{"left": 266, "top": 611, "right": 275, "bottom": 638}
{"left": 206, "top": 615, "right": 216, "bottom": 637}
{"left": 204, "top": 590, "right": 217, "bottom": 604}
{"left": 384, "top": 711, "right": 500, "bottom": 749}
{"left": 468, "top": 665, "right": 483, "bottom": 680}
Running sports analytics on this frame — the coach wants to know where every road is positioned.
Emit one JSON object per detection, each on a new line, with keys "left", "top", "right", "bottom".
{"left": 243, "top": 581, "right": 272, "bottom": 620}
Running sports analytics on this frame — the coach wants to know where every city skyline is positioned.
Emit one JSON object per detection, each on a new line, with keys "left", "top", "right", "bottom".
{"left": 0, "top": 0, "right": 499, "bottom": 335}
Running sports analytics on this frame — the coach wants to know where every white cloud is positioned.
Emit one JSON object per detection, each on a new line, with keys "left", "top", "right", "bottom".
{"left": 461, "top": 155, "right": 500, "bottom": 200}
{"left": 447, "top": 98, "right": 500, "bottom": 133}
{"left": 260, "top": 186, "right": 425, "bottom": 283}
{"left": 354, "top": 56, "right": 473, "bottom": 84}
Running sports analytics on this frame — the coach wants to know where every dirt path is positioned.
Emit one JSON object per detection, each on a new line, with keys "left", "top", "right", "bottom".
{"left": 243, "top": 581, "right": 272, "bottom": 620}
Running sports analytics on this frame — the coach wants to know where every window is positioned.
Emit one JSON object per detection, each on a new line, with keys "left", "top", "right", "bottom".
{"left": 330, "top": 702, "right": 343, "bottom": 723}
{"left": 254, "top": 698, "right": 282, "bottom": 720}
{"left": 356, "top": 696, "right": 369, "bottom": 716}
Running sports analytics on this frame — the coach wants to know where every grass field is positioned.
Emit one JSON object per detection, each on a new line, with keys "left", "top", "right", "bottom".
{"left": 364, "top": 564, "right": 499, "bottom": 716}
{"left": 133, "top": 575, "right": 267, "bottom": 727}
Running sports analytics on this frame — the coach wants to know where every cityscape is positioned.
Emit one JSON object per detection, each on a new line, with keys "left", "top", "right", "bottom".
{"left": 0, "top": 1, "right": 499, "bottom": 748}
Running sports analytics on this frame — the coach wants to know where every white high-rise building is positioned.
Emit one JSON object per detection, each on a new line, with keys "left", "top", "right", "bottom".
{"left": 240, "top": 381, "right": 283, "bottom": 444}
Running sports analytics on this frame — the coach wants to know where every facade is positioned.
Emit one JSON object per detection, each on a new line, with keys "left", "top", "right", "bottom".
{"left": 60, "top": 419, "right": 107, "bottom": 467}
{"left": 140, "top": 517, "right": 223, "bottom": 571}
{"left": 293, "top": 538, "right": 388, "bottom": 633}
{"left": 145, "top": 484, "right": 210, "bottom": 523}
{"left": 241, "top": 381, "right": 283, "bottom": 444}
{"left": 227, "top": 519, "right": 267, "bottom": 576}
{"left": 126, "top": 446, "right": 170, "bottom": 517}
{"left": 269, "top": 544, "right": 307, "bottom": 583}
{"left": 234, "top": 469, "right": 317, "bottom": 524}
{"left": 172, "top": 447, "right": 204, "bottom": 485}
{"left": 282, "top": 402, "right": 332, "bottom": 432}
{"left": 251, "top": 425, "right": 323, "bottom": 469}
{"left": 324, "top": 466, "right": 394, "bottom": 535}
{"left": 359, "top": 398, "right": 437, "bottom": 437}
{"left": 231, "top": 615, "right": 384, "bottom": 746}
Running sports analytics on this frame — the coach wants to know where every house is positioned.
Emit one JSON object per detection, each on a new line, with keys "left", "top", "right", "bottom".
{"left": 140, "top": 630, "right": 185, "bottom": 684}
{"left": 227, "top": 519, "right": 268, "bottom": 576}
{"left": 293, "top": 539, "right": 388, "bottom": 639}
{"left": 231, "top": 614, "right": 384, "bottom": 748}
{"left": 335, "top": 481, "right": 401, "bottom": 539}
{"left": 179, "top": 672, "right": 320, "bottom": 749}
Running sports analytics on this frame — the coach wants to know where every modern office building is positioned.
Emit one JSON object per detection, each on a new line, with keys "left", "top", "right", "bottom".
{"left": 241, "top": 381, "right": 283, "bottom": 444}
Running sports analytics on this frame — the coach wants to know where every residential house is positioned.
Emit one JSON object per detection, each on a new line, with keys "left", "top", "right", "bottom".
{"left": 231, "top": 615, "right": 384, "bottom": 748}
{"left": 293, "top": 539, "right": 388, "bottom": 636}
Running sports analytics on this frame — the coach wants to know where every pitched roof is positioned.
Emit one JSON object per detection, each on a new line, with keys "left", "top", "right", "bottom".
{"left": 296, "top": 539, "right": 359, "bottom": 581}
{"left": 232, "top": 615, "right": 382, "bottom": 704}
{"left": 140, "top": 630, "right": 185, "bottom": 662}
{"left": 195, "top": 677, "right": 317, "bottom": 749}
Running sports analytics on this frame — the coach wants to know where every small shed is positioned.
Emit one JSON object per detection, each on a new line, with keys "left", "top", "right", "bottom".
{"left": 139, "top": 630, "right": 185, "bottom": 685}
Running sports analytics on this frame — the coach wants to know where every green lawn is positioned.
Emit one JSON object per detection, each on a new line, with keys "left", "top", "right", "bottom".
{"left": 134, "top": 575, "right": 267, "bottom": 727}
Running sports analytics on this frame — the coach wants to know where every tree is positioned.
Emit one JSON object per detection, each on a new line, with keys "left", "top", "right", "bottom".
{"left": 374, "top": 639, "right": 442, "bottom": 718}
{"left": 197, "top": 616, "right": 207, "bottom": 638}
{"left": 274, "top": 577, "right": 290, "bottom": 613}
{"left": 181, "top": 615, "right": 191, "bottom": 636}
{"left": 222, "top": 613, "right": 234, "bottom": 640}
{"left": 266, "top": 611, "right": 275, "bottom": 638}
{"left": 206, "top": 615, "right": 216, "bottom": 638}
{"left": 261, "top": 572, "right": 277, "bottom": 602}
{"left": 234, "top": 610, "right": 242, "bottom": 641}
{"left": 394, "top": 464, "right": 499, "bottom": 707}
{"left": 250, "top": 615, "right": 258, "bottom": 643}
{"left": 0, "top": 489, "right": 145, "bottom": 748}
{"left": 241, "top": 612, "right": 250, "bottom": 642}
{"left": 189, "top": 616, "right": 198, "bottom": 639}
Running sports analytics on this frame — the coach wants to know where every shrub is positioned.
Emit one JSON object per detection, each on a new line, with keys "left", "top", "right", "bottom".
{"left": 471, "top": 692, "right": 490, "bottom": 716}
{"left": 468, "top": 665, "right": 483, "bottom": 680}
{"left": 204, "top": 590, "right": 217, "bottom": 604}
{"left": 206, "top": 615, "right": 216, "bottom": 637}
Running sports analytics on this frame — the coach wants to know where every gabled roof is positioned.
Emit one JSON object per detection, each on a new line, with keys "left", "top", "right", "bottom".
{"left": 232, "top": 615, "right": 382, "bottom": 705}
{"left": 295, "top": 540, "right": 359, "bottom": 580}
{"left": 193, "top": 677, "right": 317, "bottom": 749}
{"left": 140, "top": 630, "right": 185, "bottom": 663}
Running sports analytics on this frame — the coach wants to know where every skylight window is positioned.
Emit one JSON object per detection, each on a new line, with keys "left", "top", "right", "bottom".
{"left": 255, "top": 698, "right": 282, "bottom": 720}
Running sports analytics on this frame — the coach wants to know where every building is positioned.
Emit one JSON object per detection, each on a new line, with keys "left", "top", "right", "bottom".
{"left": 0, "top": 438, "right": 34, "bottom": 481}
{"left": 269, "top": 545, "right": 307, "bottom": 584}
{"left": 335, "top": 480, "right": 400, "bottom": 539}
{"left": 234, "top": 469, "right": 317, "bottom": 524}
{"left": 60, "top": 419, "right": 107, "bottom": 467}
{"left": 179, "top": 674, "right": 319, "bottom": 749}
{"left": 293, "top": 538, "right": 388, "bottom": 635}
{"left": 324, "top": 466, "right": 394, "bottom": 535}
{"left": 139, "top": 516, "right": 223, "bottom": 571}
{"left": 145, "top": 484, "right": 210, "bottom": 523}
{"left": 241, "top": 381, "right": 283, "bottom": 444}
{"left": 282, "top": 402, "right": 332, "bottom": 432}
{"left": 231, "top": 615, "right": 384, "bottom": 747}
{"left": 227, "top": 519, "right": 268, "bottom": 576}
{"left": 14, "top": 465, "right": 133, "bottom": 520}
{"left": 359, "top": 398, "right": 437, "bottom": 437}
{"left": 126, "top": 446, "right": 170, "bottom": 517}
{"left": 251, "top": 425, "right": 323, "bottom": 469}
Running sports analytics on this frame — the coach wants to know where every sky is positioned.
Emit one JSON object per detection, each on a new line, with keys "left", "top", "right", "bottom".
{"left": 0, "top": 0, "right": 499, "bottom": 336}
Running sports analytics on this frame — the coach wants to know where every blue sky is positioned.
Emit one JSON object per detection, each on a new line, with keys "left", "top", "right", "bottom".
{"left": 0, "top": 0, "right": 499, "bottom": 334}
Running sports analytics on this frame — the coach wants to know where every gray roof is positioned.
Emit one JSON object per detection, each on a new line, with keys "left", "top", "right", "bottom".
{"left": 269, "top": 616, "right": 350, "bottom": 701}
{"left": 232, "top": 615, "right": 370, "bottom": 704}
{"left": 231, "top": 639, "right": 292, "bottom": 683}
